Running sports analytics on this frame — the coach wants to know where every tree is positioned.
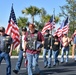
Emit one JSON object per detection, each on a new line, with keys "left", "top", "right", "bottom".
{"left": 40, "top": 8, "right": 47, "bottom": 23}
{"left": 42, "top": 14, "right": 59, "bottom": 23}
{"left": 22, "top": 6, "right": 41, "bottom": 23}
{"left": 59, "top": 0, "right": 76, "bottom": 34}
{"left": 17, "top": 17, "right": 28, "bottom": 28}
{"left": 22, "top": 6, "right": 59, "bottom": 31}
{"left": 34, "top": 21, "right": 44, "bottom": 31}
{"left": 34, "top": 15, "right": 59, "bottom": 31}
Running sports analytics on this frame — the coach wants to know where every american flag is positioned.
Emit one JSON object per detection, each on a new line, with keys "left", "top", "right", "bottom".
{"left": 62, "top": 17, "right": 69, "bottom": 34}
{"left": 55, "top": 20, "right": 64, "bottom": 37}
{"left": 55, "top": 17, "right": 69, "bottom": 37}
{"left": 41, "top": 15, "right": 55, "bottom": 35}
{"left": 5, "top": 5, "right": 20, "bottom": 49}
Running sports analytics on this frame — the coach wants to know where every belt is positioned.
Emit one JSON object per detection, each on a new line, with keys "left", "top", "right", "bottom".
{"left": 21, "top": 49, "right": 23, "bottom": 51}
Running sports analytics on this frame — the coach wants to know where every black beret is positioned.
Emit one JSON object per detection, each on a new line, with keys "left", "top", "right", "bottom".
{"left": 21, "top": 27, "right": 27, "bottom": 31}
{"left": 0, "top": 27, "right": 5, "bottom": 32}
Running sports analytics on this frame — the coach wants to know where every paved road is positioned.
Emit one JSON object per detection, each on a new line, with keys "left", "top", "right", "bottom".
{"left": 0, "top": 57, "right": 76, "bottom": 75}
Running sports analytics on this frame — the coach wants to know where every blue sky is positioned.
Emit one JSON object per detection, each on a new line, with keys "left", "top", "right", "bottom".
{"left": 0, "top": 0, "right": 66, "bottom": 29}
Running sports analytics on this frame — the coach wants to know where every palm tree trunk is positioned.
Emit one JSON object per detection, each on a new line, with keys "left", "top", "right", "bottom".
{"left": 31, "top": 16, "right": 34, "bottom": 23}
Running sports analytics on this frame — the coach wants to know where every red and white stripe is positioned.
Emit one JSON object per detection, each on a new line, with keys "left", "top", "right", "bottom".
{"left": 62, "top": 24, "right": 69, "bottom": 34}
{"left": 5, "top": 19, "right": 20, "bottom": 49}
{"left": 55, "top": 23, "right": 69, "bottom": 37}
{"left": 41, "top": 22, "right": 55, "bottom": 35}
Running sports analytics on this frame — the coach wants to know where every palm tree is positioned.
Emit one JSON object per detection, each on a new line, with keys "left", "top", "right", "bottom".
{"left": 22, "top": 6, "right": 41, "bottom": 23}
{"left": 17, "top": 17, "right": 28, "bottom": 28}
{"left": 41, "top": 14, "right": 60, "bottom": 23}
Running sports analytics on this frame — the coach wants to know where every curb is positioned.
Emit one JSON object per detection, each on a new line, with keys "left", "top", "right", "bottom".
{"left": 11, "top": 55, "right": 74, "bottom": 58}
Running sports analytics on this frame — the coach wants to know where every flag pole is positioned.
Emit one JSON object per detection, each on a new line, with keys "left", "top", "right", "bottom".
{"left": 53, "top": 8, "right": 55, "bottom": 20}
{"left": 12, "top": 3, "right": 13, "bottom": 6}
{"left": 51, "top": 8, "right": 55, "bottom": 45}
{"left": 12, "top": 3, "right": 13, "bottom": 8}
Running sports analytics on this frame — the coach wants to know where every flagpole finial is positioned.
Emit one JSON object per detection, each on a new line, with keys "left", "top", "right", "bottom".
{"left": 53, "top": 8, "right": 55, "bottom": 16}
{"left": 12, "top": 3, "right": 13, "bottom": 7}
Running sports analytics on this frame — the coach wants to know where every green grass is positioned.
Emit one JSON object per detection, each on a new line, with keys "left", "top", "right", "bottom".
{"left": 12, "top": 46, "right": 73, "bottom": 56}
{"left": 12, "top": 50, "right": 19, "bottom": 56}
